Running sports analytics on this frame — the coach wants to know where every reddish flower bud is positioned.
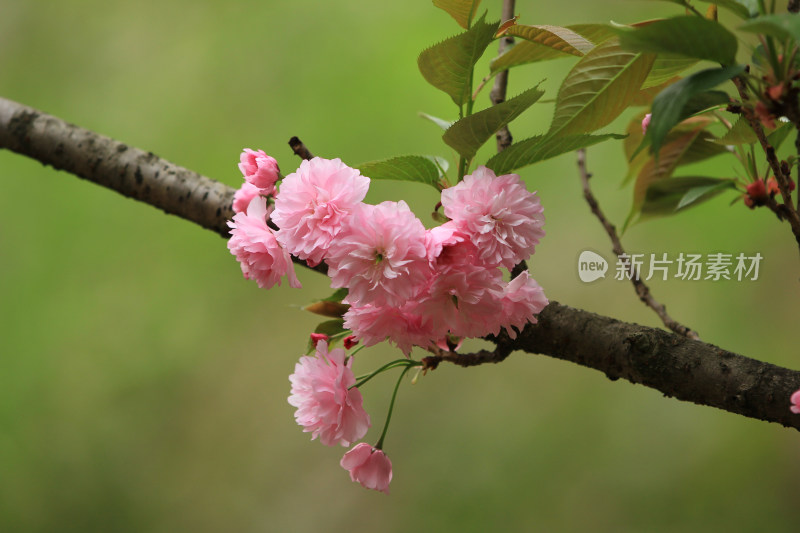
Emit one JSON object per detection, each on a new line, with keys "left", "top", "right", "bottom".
{"left": 310, "top": 333, "right": 329, "bottom": 344}
{"left": 343, "top": 335, "right": 359, "bottom": 350}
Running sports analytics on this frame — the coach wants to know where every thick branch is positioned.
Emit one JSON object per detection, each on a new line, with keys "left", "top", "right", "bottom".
{"left": 2, "top": 96, "right": 799, "bottom": 431}
{"left": 577, "top": 148, "right": 700, "bottom": 340}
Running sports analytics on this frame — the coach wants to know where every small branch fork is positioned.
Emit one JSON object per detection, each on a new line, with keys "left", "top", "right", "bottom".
{"left": 577, "top": 148, "right": 700, "bottom": 340}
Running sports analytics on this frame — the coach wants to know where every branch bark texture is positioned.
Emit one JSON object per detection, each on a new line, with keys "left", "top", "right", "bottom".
{"left": 2, "top": 96, "right": 800, "bottom": 431}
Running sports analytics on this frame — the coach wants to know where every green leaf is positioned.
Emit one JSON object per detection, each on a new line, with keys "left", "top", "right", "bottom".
{"left": 418, "top": 13, "right": 499, "bottom": 106}
{"left": 433, "top": 0, "right": 482, "bottom": 29}
{"left": 631, "top": 76, "right": 680, "bottom": 106}
{"left": 713, "top": 116, "right": 758, "bottom": 145}
{"left": 633, "top": 128, "right": 728, "bottom": 212}
{"left": 640, "top": 177, "right": 736, "bottom": 220}
{"left": 485, "top": 133, "right": 625, "bottom": 174}
{"left": 443, "top": 86, "right": 544, "bottom": 159}
{"left": 617, "top": 16, "right": 738, "bottom": 65}
{"left": 768, "top": 121, "right": 794, "bottom": 150}
{"left": 356, "top": 155, "right": 443, "bottom": 190}
{"left": 740, "top": 14, "right": 800, "bottom": 43}
{"left": 641, "top": 54, "right": 697, "bottom": 89}
{"left": 647, "top": 65, "right": 744, "bottom": 155}
{"left": 508, "top": 24, "right": 594, "bottom": 54}
{"left": 549, "top": 39, "right": 655, "bottom": 137}
{"left": 419, "top": 112, "right": 454, "bottom": 131}
{"left": 567, "top": 23, "right": 617, "bottom": 45}
{"left": 696, "top": 0, "right": 757, "bottom": 20}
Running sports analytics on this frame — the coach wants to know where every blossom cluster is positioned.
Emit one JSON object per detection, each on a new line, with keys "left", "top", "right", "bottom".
{"left": 228, "top": 153, "right": 548, "bottom": 354}
{"left": 227, "top": 150, "right": 550, "bottom": 493}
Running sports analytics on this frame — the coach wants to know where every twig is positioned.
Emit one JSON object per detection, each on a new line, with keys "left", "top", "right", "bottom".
{"left": 577, "top": 148, "right": 700, "bottom": 340}
{"left": 489, "top": 0, "right": 516, "bottom": 152}
{"left": 732, "top": 76, "right": 800, "bottom": 249}
{"left": 288, "top": 136, "right": 314, "bottom": 160}
{"left": 3, "top": 96, "right": 800, "bottom": 430}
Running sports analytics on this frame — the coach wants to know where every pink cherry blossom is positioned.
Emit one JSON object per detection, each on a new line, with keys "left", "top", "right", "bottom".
{"left": 500, "top": 271, "right": 549, "bottom": 338}
{"left": 272, "top": 157, "right": 370, "bottom": 266}
{"left": 340, "top": 443, "right": 392, "bottom": 494}
{"left": 288, "top": 341, "right": 371, "bottom": 447}
{"left": 441, "top": 166, "right": 545, "bottom": 269}
{"left": 227, "top": 197, "right": 301, "bottom": 289}
{"left": 641, "top": 113, "right": 652, "bottom": 135}
{"left": 791, "top": 389, "right": 800, "bottom": 414}
{"left": 327, "top": 201, "right": 430, "bottom": 307}
{"left": 232, "top": 181, "right": 262, "bottom": 214}
{"left": 343, "top": 301, "right": 438, "bottom": 355}
{"left": 239, "top": 149, "right": 281, "bottom": 195}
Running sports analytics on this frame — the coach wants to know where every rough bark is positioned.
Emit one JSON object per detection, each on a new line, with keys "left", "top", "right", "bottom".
{"left": 2, "top": 96, "right": 799, "bottom": 431}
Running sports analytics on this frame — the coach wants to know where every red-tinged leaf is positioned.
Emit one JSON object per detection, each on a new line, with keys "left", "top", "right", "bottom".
{"left": 433, "top": 0, "right": 482, "bottom": 29}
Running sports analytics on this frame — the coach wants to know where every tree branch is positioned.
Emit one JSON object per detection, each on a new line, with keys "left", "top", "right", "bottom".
{"left": 2, "top": 96, "right": 799, "bottom": 431}
{"left": 489, "top": 0, "right": 516, "bottom": 152}
{"left": 577, "top": 148, "right": 700, "bottom": 340}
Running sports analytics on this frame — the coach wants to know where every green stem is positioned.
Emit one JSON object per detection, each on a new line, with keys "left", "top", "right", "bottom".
{"left": 375, "top": 365, "right": 414, "bottom": 450}
{"left": 352, "top": 359, "right": 420, "bottom": 390}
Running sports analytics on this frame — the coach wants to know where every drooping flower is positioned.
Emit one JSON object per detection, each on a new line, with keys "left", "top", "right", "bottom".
{"left": 272, "top": 157, "right": 370, "bottom": 266}
{"left": 791, "top": 389, "right": 800, "bottom": 414}
{"left": 227, "top": 197, "right": 301, "bottom": 289}
{"left": 288, "top": 341, "right": 371, "bottom": 447}
{"left": 441, "top": 166, "right": 545, "bottom": 269}
{"left": 239, "top": 149, "right": 281, "bottom": 196}
{"left": 499, "top": 271, "right": 549, "bottom": 338}
{"left": 232, "top": 181, "right": 262, "bottom": 214}
{"left": 340, "top": 443, "right": 392, "bottom": 494}
{"left": 327, "top": 201, "right": 430, "bottom": 307}
{"left": 344, "top": 301, "right": 437, "bottom": 355}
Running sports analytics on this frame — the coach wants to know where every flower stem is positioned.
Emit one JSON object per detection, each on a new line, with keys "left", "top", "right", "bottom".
{"left": 352, "top": 359, "right": 420, "bottom": 390}
{"left": 375, "top": 365, "right": 413, "bottom": 450}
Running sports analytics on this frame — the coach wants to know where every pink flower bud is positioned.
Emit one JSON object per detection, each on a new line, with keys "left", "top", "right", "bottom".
{"left": 641, "top": 113, "right": 652, "bottom": 135}
{"left": 791, "top": 389, "right": 800, "bottom": 414}
{"left": 239, "top": 149, "right": 280, "bottom": 196}
{"left": 340, "top": 443, "right": 392, "bottom": 494}
{"left": 232, "top": 181, "right": 261, "bottom": 214}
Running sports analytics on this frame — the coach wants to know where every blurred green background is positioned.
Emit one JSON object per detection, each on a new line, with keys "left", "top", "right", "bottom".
{"left": 2, "top": 1, "right": 800, "bottom": 531}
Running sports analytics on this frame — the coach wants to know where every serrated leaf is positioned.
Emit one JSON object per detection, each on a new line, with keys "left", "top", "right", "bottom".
{"left": 490, "top": 41, "right": 575, "bottom": 73}
{"left": 549, "top": 39, "right": 655, "bottom": 137}
{"left": 633, "top": 128, "right": 728, "bottom": 211}
{"left": 696, "top": 0, "right": 757, "bottom": 20}
{"left": 631, "top": 76, "right": 680, "bottom": 106}
{"left": 641, "top": 55, "right": 697, "bottom": 89}
{"left": 443, "top": 86, "right": 544, "bottom": 159}
{"left": 356, "top": 156, "right": 443, "bottom": 190}
{"left": 640, "top": 177, "right": 735, "bottom": 220}
{"left": 485, "top": 133, "right": 625, "bottom": 174}
{"left": 740, "top": 14, "right": 800, "bottom": 43}
{"left": 419, "top": 112, "right": 454, "bottom": 131}
{"left": 568, "top": 23, "right": 617, "bottom": 45}
{"left": 768, "top": 121, "right": 793, "bottom": 150}
{"left": 618, "top": 16, "right": 738, "bottom": 65}
{"left": 647, "top": 65, "right": 744, "bottom": 155}
{"left": 433, "top": 0, "right": 482, "bottom": 29}
{"left": 713, "top": 116, "right": 757, "bottom": 145}
{"left": 508, "top": 24, "right": 594, "bottom": 54}
{"left": 418, "top": 13, "right": 499, "bottom": 106}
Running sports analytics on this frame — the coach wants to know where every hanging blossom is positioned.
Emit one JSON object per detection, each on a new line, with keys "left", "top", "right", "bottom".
{"left": 791, "top": 389, "right": 800, "bottom": 414}
{"left": 288, "top": 341, "right": 371, "bottom": 447}
{"left": 340, "top": 443, "right": 393, "bottom": 494}
{"left": 232, "top": 181, "right": 262, "bottom": 214}
{"left": 272, "top": 157, "right": 370, "bottom": 266}
{"left": 227, "top": 197, "right": 300, "bottom": 289}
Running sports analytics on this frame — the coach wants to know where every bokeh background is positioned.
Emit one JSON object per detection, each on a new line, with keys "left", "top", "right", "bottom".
{"left": 2, "top": 1, "right": 799, "bottom": 531}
